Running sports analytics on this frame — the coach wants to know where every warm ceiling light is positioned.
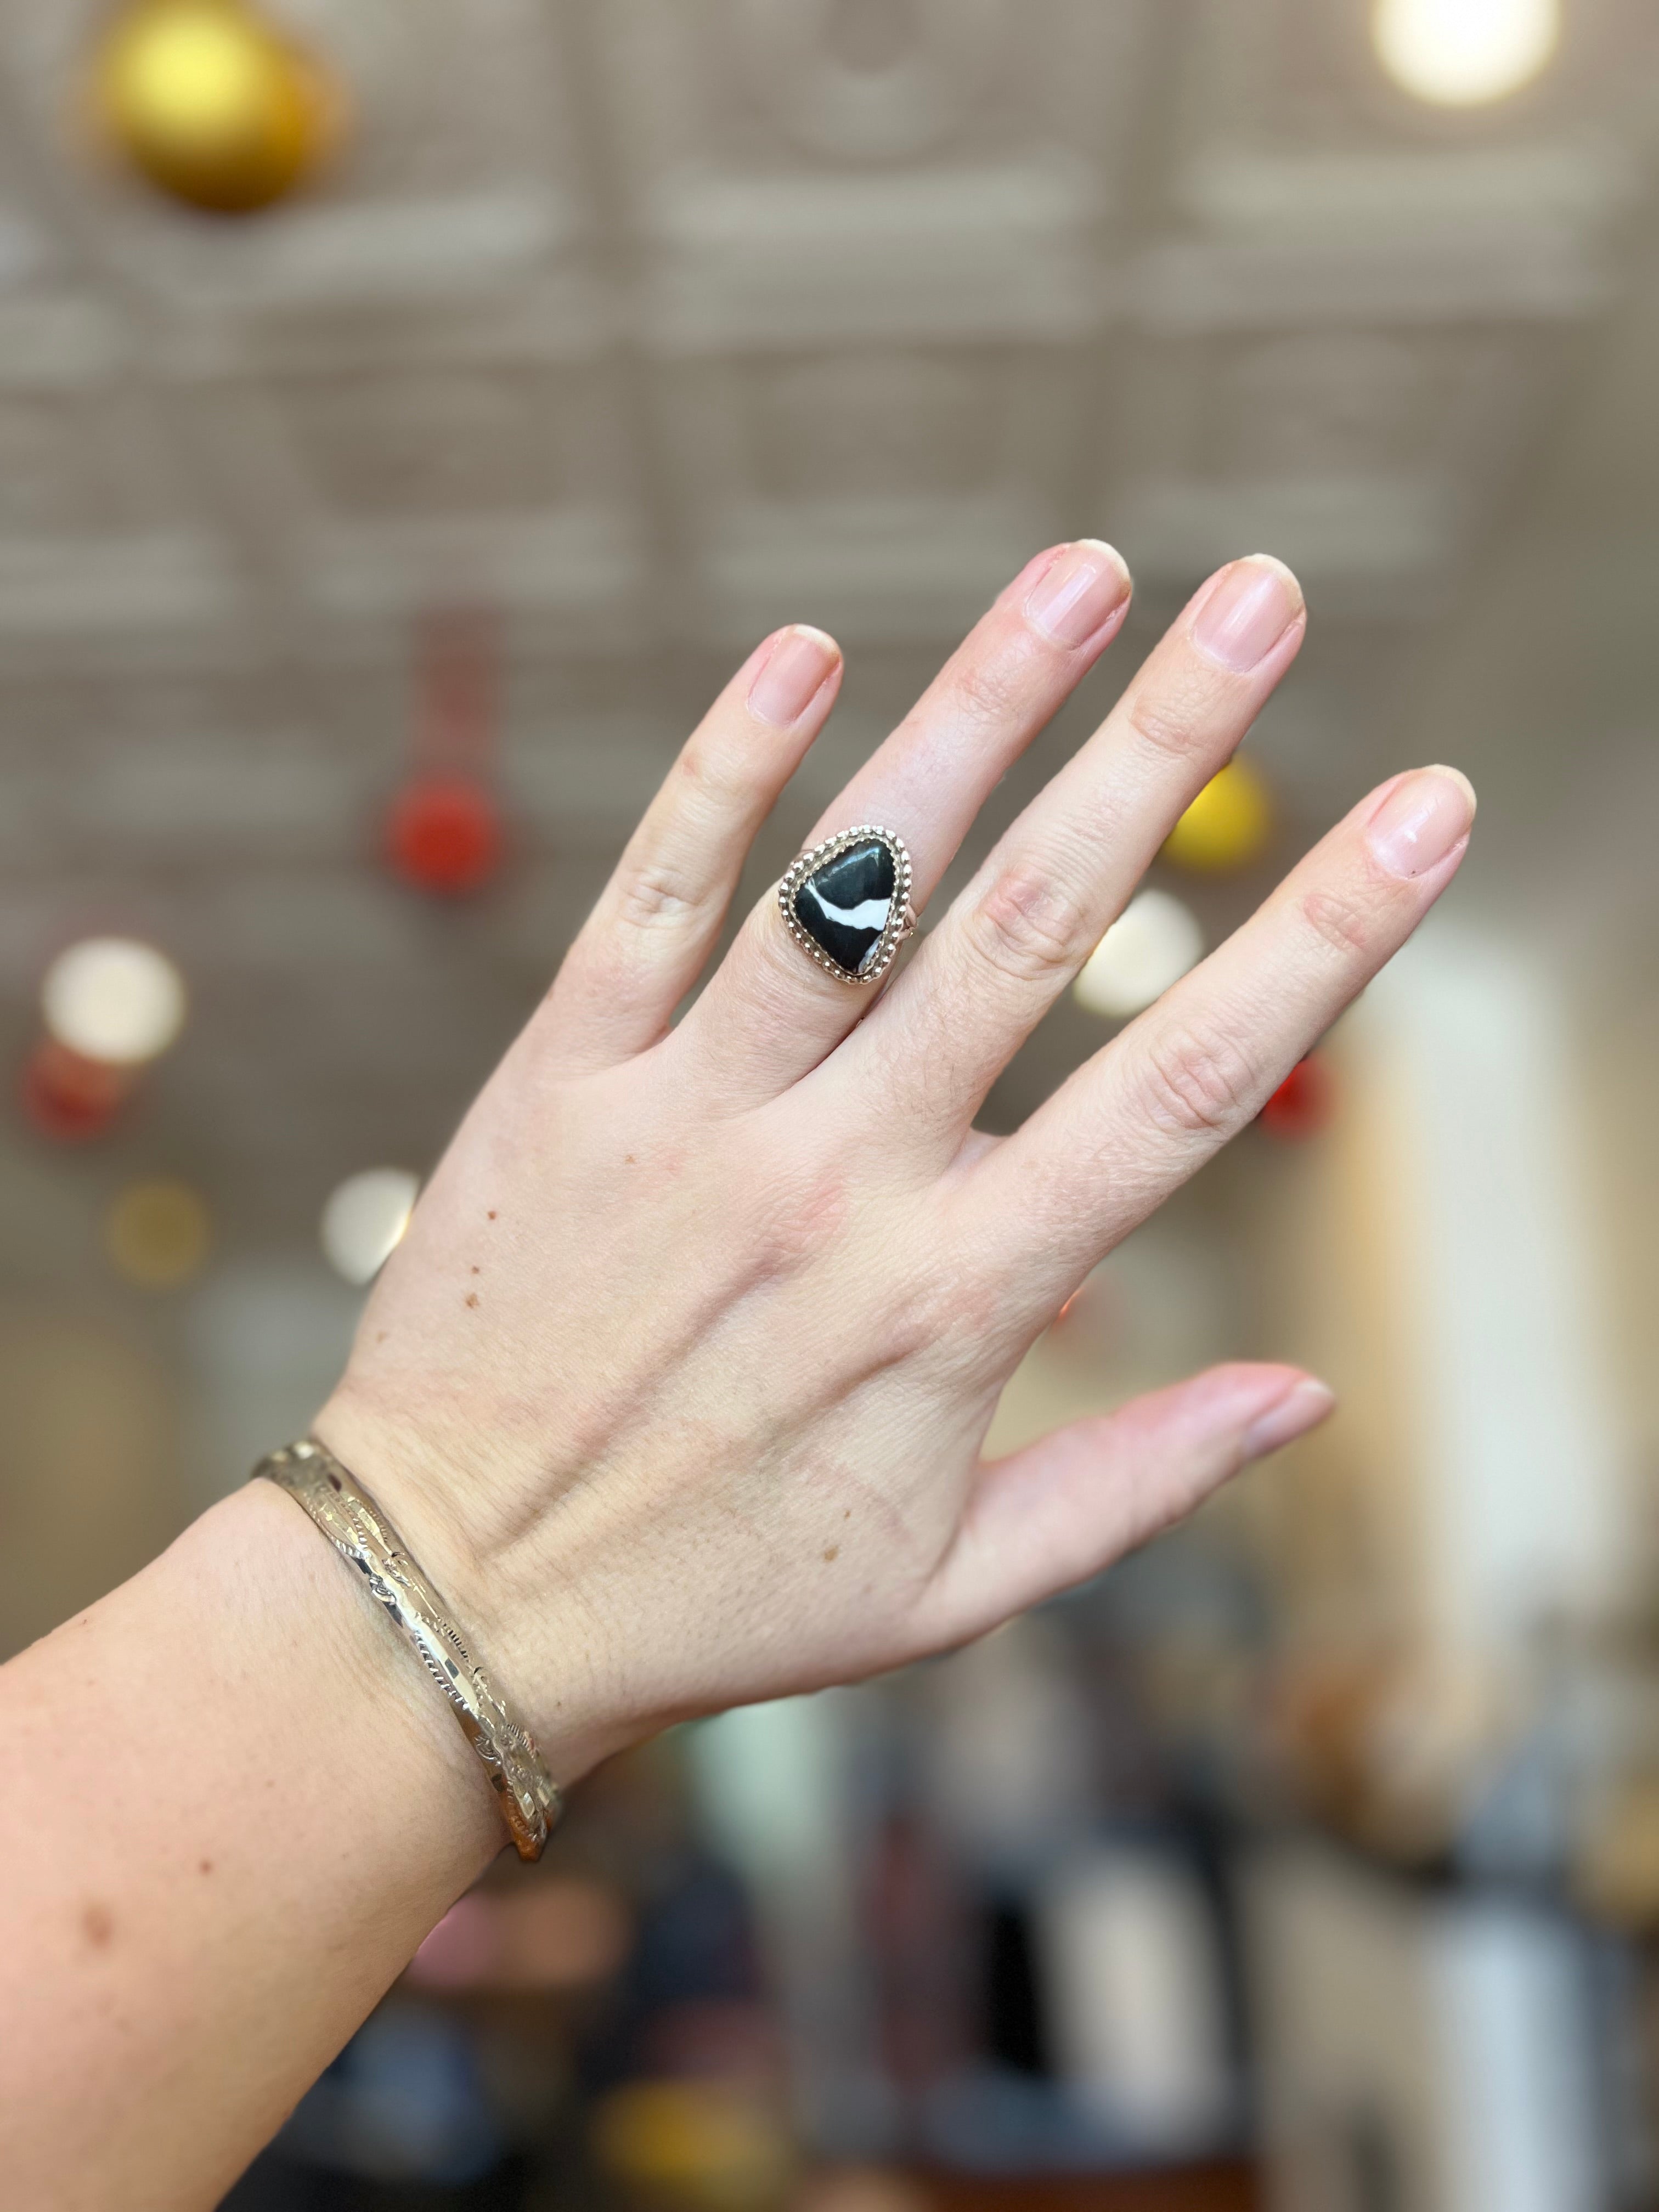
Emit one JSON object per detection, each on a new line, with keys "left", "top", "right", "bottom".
{"left": 41, "top": 938, "right": 187, "bottom": 1066}
{"left": 1074, "top": 891, "right": 1204, "bottom": 1020}
{"left": 321, "top": 1169, "right": 419, "bottom": 1286}
{"left": 1374, "top": 0, "right": 1560, "bottom": 106}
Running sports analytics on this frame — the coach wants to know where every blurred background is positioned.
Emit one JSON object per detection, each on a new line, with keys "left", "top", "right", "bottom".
{"left": 2, "top": 1, "right": 1659, "bottom": 2207}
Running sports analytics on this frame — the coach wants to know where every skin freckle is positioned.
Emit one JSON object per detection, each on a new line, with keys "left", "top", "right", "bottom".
{"left": 199, "top": 1860, "right": 213, "bottom": 1876}
{"left": 81, "top": 1902, "right": 114, "bottom": 1950}
{"left": 375, "top": 1331, "right": 388, "bottom": 1345}
{"left": 470, "top": 1265, "right": 481, "bottom": 1275}
{"left": 487, "top": 1210, "right": 498, "bottom": 1221}
{"left": 822, "top": 1546, "right": 840, "bottom": 1563}
{"left": 465, "top": 1293, "right": 479, "bottom": 1309}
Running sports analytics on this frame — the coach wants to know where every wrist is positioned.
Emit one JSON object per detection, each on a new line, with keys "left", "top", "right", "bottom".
{"left": 0, "top": 1467, "right": 507, "bottom": 2208}
{"left": 309, "top": 1389, "right": 635, "bottom": 1792}
{"left": 236, "top": 1477, "right": 504, "bottom": 1878}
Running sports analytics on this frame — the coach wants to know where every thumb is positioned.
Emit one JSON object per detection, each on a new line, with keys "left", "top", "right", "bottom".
{"left": 918, "top": 1363, "right": 1334, "bottom": 1650}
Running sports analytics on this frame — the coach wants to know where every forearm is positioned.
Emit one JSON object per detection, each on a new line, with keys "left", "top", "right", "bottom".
{"left": 0, "top": 1480, "right": 503, "bottom": 2212}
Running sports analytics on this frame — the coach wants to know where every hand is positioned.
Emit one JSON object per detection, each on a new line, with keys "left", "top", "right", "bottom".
{"left": 317, "top": 544, "right": 1474, "bottom": 1785}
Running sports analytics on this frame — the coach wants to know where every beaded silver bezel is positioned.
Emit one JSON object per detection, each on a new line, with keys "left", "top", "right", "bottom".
{"left": 777, "top": 825, "right": 915, "bottom": 988}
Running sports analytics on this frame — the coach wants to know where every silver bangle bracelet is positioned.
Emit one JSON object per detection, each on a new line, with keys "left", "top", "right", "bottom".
{"left": 253, "top": 1437, "right": 561, "bottom": 1863}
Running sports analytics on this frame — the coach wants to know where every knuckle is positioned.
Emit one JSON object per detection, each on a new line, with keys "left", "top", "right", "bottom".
{"left": 675, "top": 737, "right": 750, "bottom": 816}
{"left": 1124, "top": 685, "right": 1203, "bottom": 765}
{"left": 966, "top": 866, "right": 1087, "bottom": 988}
{"left": 944, "top": 641, "right": 1029, "bottom": 733}
{"left": 1136, "top": 1022, "right": 1260, "bottom": 1141}
{"left": 614, "top": 860, "right": 703, "bottom": 934}
{"left": 751, "top": 1161, "right": 852, "bottom": 1276}
{"left": 891, "top": 1256, "right": 993, "bottom": 1367}
{"left": 1122, "top": 668, "right": 1215, "bottom": 762}
{"left": 1301, "top": 888, "right": 1375, "bottom": 960}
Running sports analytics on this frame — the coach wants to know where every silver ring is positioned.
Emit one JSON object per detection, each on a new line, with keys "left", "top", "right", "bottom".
{"left": 778, "top": 826, "right": 917, "bottom": 987}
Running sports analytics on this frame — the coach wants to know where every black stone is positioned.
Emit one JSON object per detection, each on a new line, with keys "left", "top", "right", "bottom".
{"left": 793, "top": 837, "right": 896, "bottom": 976}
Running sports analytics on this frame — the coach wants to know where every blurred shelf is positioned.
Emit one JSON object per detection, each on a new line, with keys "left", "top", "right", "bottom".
{"left": 915, "top": 2166, "right": 1261, "bottom": 2211}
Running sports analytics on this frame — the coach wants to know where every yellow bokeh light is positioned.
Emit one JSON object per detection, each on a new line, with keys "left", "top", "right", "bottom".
{"left": 1164, "top": 759, "right": 1273, "bottom": 874}
{"left": 592, "top": 2080, "right": 791, "bottom": 2200}
{"left": 106, "top": 1179, "right": 213, "bottom": 1291}
{"left": 93, "top": 0, "right": 341, "bottom": 215}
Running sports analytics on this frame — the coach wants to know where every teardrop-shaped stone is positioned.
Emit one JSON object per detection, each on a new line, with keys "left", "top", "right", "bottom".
{"left": 793, "top": 838, "right": 896, "bottom": 976}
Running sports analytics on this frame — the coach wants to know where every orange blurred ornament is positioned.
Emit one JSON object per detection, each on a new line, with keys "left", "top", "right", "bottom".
{"left": 92, "top": 0, "right": 342, "bottom": 216}
{"left": 20, "top": 1039, "right": 134, "bottom": 1143}
{"left": 1260, "top": 1055, "right": 1336, "bottom": 1143}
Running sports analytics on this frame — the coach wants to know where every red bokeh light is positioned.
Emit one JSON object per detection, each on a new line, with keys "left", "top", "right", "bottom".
{"left": 385, "top": 776, "right": 503, "bottom": 897}
{"left": 1260, "top": 1055, "right": 1336, "bottom": 1143}
{"left": 20, "top": 1039, "right": 133, "bottom": 1143}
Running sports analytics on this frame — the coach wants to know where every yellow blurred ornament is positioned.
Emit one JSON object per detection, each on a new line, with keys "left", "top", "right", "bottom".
{"left": 106, "top": 1178, "right": 213, "bottom": 1290}
{"left": 592, "top": 2081, "right": 793, "bottom": 2212}
{"left": 1164, "top": 758, "right": 1273, "bottom": 873}
{"left": 92, "top": 0, "right": 342, "bottom": 215}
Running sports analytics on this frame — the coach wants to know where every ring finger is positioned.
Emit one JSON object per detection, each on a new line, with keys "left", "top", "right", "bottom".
{"left": 680, "top": 540, "right": 1135, "bottom": 1105}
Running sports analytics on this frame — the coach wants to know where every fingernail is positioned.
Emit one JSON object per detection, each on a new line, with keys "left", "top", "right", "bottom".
{"left": 996, "top": 546, "right": 1069, "bottom": 612}
{"left": 1024, "top": 540, "right": 1132, "bottom": 649}
{"left": 1192, "top": 555, "right": 1304, "bottom": 674}
{"left": 1365, "top": 766, "right": 1478, "bottom": 881}
{"left": 1243, "top": 1378, "right": 1336, "bottom": 1462}
{"left": 748, "top": 626, "right": 840, "bottom": 728}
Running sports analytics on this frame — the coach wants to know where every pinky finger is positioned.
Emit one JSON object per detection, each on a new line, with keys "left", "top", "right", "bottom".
{"left": 915, "top": 1364, "right": 1334, "bottom": 1649}
{"left": 544, "top": 625, "right": 843, "bottom": 1069}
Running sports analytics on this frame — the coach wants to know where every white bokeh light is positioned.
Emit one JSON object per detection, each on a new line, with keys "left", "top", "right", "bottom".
{"left": 1074, "top": 891, "right": 1204, "bottom": 1021}
{"left": 1374, "top": 0, "right": 1559, "bottom": 106}
{"left": 41, "top": 937, "right": 187, "bottom": 1065}
{"left": 321, "top": 1169, "right": 420, "bottom": 1286}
